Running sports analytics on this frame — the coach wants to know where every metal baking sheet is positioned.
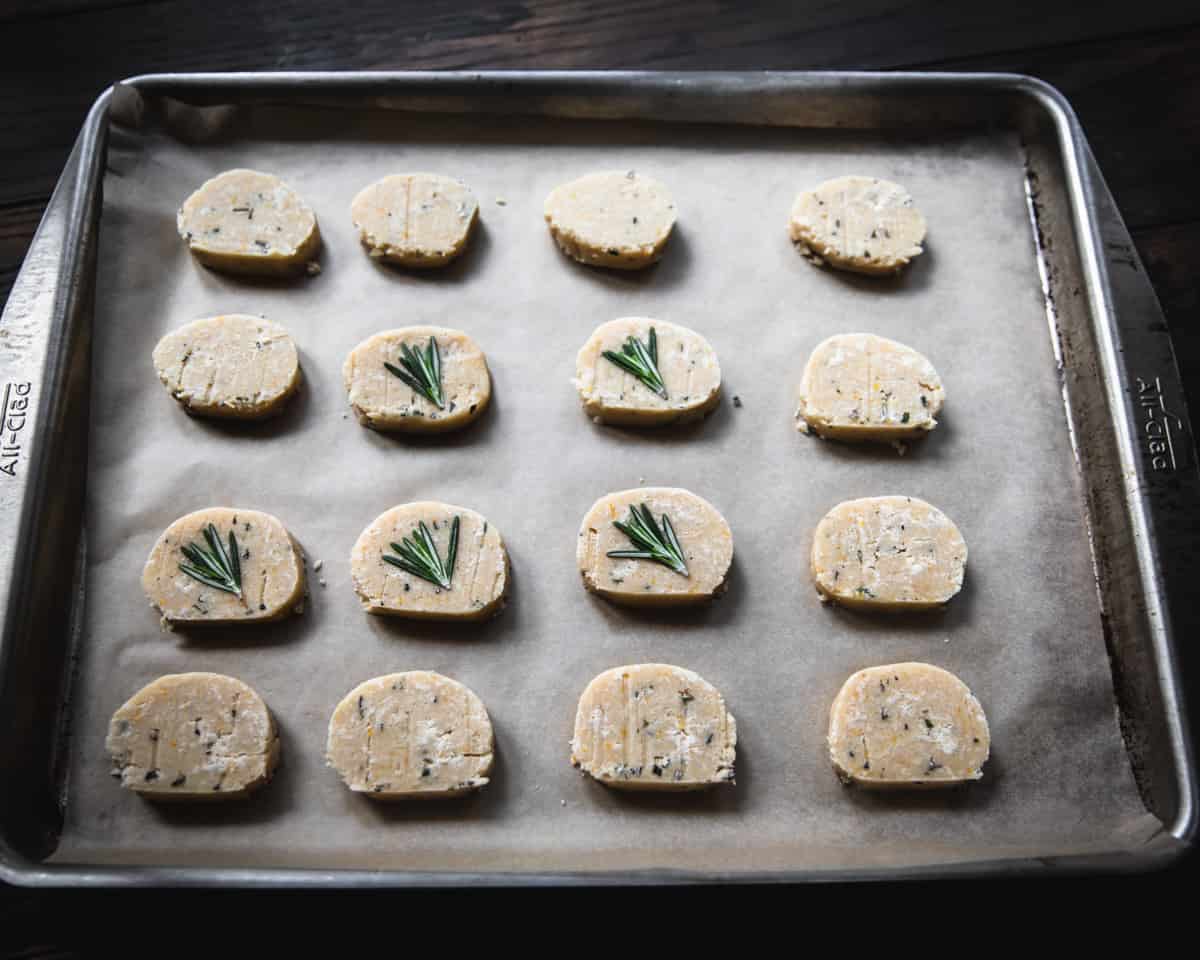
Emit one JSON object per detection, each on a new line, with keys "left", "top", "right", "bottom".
{"left": 0, "top": 73, "right": 1194, "bottom": 886}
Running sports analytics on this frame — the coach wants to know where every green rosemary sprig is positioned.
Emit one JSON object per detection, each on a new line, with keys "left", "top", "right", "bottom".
{"left": 179, "top": 522, "right": 243, "bottom": 597}
{"left": 384, "top": 336, "right": 445, "bottom": 409}
{"left": 384, "top": 516, "right": 460, "bottom": 590}
{"left": 602, "top": 327, "right": 667, "bottom": 399}
{"left": 606, "top": 503, "right": 689, "bottom": 577}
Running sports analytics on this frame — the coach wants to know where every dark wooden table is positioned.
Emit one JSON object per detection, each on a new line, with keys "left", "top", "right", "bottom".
{"left": 1, "top": 0, "right": 1196, "bottom": 940}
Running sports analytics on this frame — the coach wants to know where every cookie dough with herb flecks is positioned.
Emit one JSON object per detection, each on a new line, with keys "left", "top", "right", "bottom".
{"left": 577, "top": 487, "right": 733, "bottom": 606}
{"left": 177, "top": 169, "right": 320, "bottom": 277}
{"left": 141, "top": 507, "right": 305, "bottom": 625}
{"left": 343, "top": 326, "right": 491, "bottom": 433}
{"left": 796, "top": 332, "right": 944, "bottom": 442}
{"left": 351, "top": 173, "right": 479, "bottom": 267}
{"left": 544, "top": 171, "right": 676, "bottom": 270}
{"left": 152, "top": 314, "right": 301, "bottom": 419}
{"left": 789, "top": 176, "right": 926, "bottom": 275}
{"left": 107, "top": 673, "right": 280, "bottom": 800}
{"left": 327, "top": 672, "right": 494, "bottom": 798}
{"left": 828, "top": 662, "right": 989, "bottom": 788}
{"left": 350, "top": 501, "right": 508, "bottom": 620}
{"left": 571, "top": 663, "right": 737, "bottom": 790}
{"left": 575, "top": 317, "right": 721, "bottom": 426}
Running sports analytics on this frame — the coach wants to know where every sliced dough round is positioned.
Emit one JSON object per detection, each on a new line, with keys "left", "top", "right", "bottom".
{"left": 811, "top": 496, "right": 966, "bottom": 610}
{"left": 177, "top": 169, "right": 320, "bottom": 277}
{"left": 789, "top": 176, "right": 926, "bottom": 275}
{"left": 350, "top": 501, "right": 508, "bottom": 620}
{"left": 343, "top": 326, "right": 491, "bottom": 433}
{"left": 577, "top": 487, "right": 733, "bottom": 607}
{"left": 152, "top": 314, "right": 301, "bottom": 420}
{"left": 107, "top": 673, "right": 280, "bottom": 799}
{"left": 828, "top": 662, "right": 989, "bottom": 788}
{"left": 351, "top": 173, "right": 479, "bottom": 267}
{"left": 574, "top": 317, "right": 721, "bottom": 426}
{"left": 570, "top": 663, "right": 737, "bottom": 791}
{"left": 327, "top": 672, "right": 494, "bottom": 798}
{"left": 796, "top": 333, "right": 944, "bottom": 441}
{"left": 544, "top": 171, "right": 676, "bottom": 270}
{"left": 142, "top": 507, "right": 305, "bottom": 625}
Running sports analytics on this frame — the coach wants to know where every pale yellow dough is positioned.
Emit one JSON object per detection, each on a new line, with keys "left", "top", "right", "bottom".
{"left": 574, "top": 317, "right": 721, "bottom": 426}
{"left": 177, "top": 169, "right": 320, "bottom": 277}
{"left": 828, "top": 662, "right": 990, "bottom": 788}
{"left": 544, "top": 171, "right": 676, "bottom": 269}
{"left": 571, "top": 663, "right": 737, "bottom": 791}
{"left": 107, "top": 673, "right": 280, "bottom": 799}
{"left": 789, "top": 176, "right": 926, "bottom": 275}
{"left": 142, "top": 507, "right": 305, "bottom": 625}
{"left": 350, "top": 173, "right": 479, "bottom": 267}
{"left": 327, "top": 672, "right": 494, "bottom": 798}
{"left": 342, "top": 326, "right": 491, "bottom": 433}
{"left": 811, "top": 496, "right": 966, "bottom": 610}
{"left": 152, "top": 314, "right": 300, "bottom": 419}
{"left": 796, "top": 333, "right": 944, "bottom": 441}
{"left": 350, "top": 501, "right": 509, "bottom": 620}
{"left": 576, "top": 487, "right": 733, "bottom": 606}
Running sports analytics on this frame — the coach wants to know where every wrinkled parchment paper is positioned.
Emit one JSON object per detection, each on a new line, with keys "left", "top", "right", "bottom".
{"left": 51, "top": 92, "right": 1158, "bottom": 875}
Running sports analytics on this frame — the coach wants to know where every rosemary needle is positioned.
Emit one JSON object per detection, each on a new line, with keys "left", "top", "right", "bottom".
{"left": 602, "top": 326, "right": 668, "bottom": 399}
{"left": 606, "top": 503, "right": 689, "bottom": 577}
{"left": 384, "top": 516, "right": 460, "bottom": 590}
{"left": 384, "top": 336, "right": 445, "bottom": 409}
{"left": 179, "top": 522, "right": 243, "bottom": 598}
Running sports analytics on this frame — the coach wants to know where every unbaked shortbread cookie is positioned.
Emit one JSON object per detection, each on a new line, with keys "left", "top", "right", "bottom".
{"left": 811, "top": 496, "right": 966, "bottom": 610}
{"left": 577, "top": 487, "right": 733, "bottom": 606}
{"left": 142, "top": 507, "right": 305, "bottom": 625}
{"left": 152, "top": 314, "right": 301, "bottom": 419}
{"left": 571, "top": 663, "right": 737, "bottom": 790}
{"left": 796, "top": 333, "right": 944, "bottom": 441}
{"left": 544, "top": 171, "right": 676, "bottom": 270}
{"left": 177, "top": 169, "right": 320, "bottom": 277}
{"left": 350, "top": 501, "right": 508, "bottom": 620}
{"left": 327, "top": 672, "right": 494, "bottom": 798}
{"left": 574, "top": 317, "right": 721, "bottom": 426}
{"left": 828, "top": 662, "right": 989, "bottom": 788}
{"left": 343, "top": 326, "right": 490, "bottom": 432}
{"left": 789, "top": 176, "right": 926, "bottom": 275}
{"left": 107, "top": 673, "right": 280, "bottom": 799}
{"left": 350, "top": 173, "right": 479, "bottom": 267}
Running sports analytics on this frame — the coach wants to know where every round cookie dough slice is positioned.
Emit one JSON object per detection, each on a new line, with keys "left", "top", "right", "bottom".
{"left": 107, "top": 673, "right": 280, "bottom": 799}
{"left": 350, "top": 502, "right": 508, "bottom": 620}
{"left": 570, "top": 663, "right": 737, "bottom": 790}
{"left": 152, "top": 314, "right": 301, "bottom": 420}
{"left": 343, "top": 326, "right": 490, "bottom": 433}
{"left": 574, "top": 317, "right": 721, "bottom": 426}
{"left": 544, "top": 170, "right": 676, "bottom": 270}
{"left": 811, "top": 496, "right": 966, "bottom": 610}
{"left": 177, "top": 169, "right": 320, "bottom": 277}
{"left": 577, "top": 487, "right": 733, "bottom": 607}
{"left": 327, "top": 672, "right": 494, "bottom": 798}
{"left": 788, "top": 176, "right": 926, "bottom": 275}
{"left": 796, "top": 333, "right": 944, "bottom": 442}
{"left": 828, "top": 662, "right": 989, "bottom": 788}
{"left": 142, "top": 507, "right": 305, "bottom": 625}
{"left": 351, "top": 173, "right": 479, "bottom": 267}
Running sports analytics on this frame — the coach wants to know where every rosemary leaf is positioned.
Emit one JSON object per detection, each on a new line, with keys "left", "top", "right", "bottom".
{"left": 384, "top": 516, "right": 460, "bottom": 590}
{"left": 607, "top": 503, "right": 689, "bottom": 577}
{"left": 601, "top": 327, "right": 668, "bottom": 399}
{"left": 385, "top": 336, "right": 446, "bottom": 409}
{"left": 178, "top": 522, "right": 243, "bottom": 597}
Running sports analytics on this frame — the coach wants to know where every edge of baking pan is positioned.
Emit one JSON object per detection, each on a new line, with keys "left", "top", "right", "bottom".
{"left": 0, "top": 70, "right": 1194, "bottom": 887}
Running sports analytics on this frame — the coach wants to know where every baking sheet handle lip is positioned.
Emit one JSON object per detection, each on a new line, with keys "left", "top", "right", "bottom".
{"left": 0, "top": 846, "right": 1189, "bottom": 889}
{"left": 1016, "top": 74, "right": 1199, "bottom": 849}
